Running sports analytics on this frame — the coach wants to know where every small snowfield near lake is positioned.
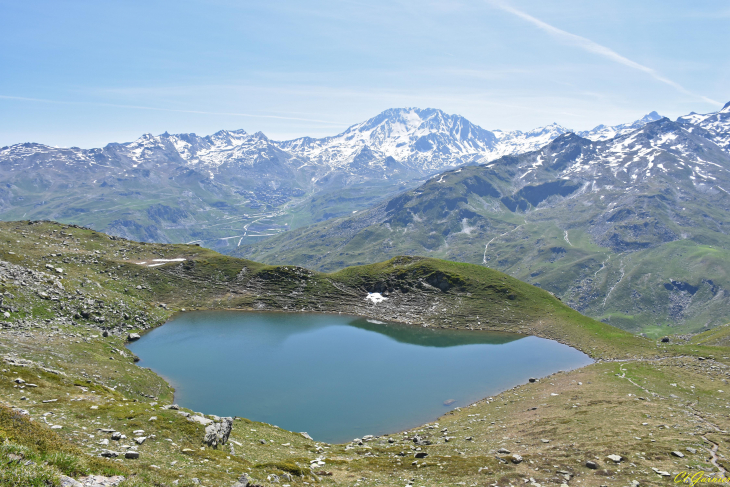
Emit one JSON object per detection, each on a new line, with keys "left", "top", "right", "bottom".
{"left": 365, "top": 292, "right": 388, "bottom": 304}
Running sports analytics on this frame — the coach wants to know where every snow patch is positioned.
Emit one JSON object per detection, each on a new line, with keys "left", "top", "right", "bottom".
{"left": 365, "top": 293, "right": 388, "bottom": 304}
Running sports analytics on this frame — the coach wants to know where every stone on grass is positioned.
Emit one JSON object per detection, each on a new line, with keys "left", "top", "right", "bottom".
{"left": 497, "top": 448, "right": 511, "bottom": 454}
{"left": 59, "top": 476, "right": 82, "bottom": 487}
{"left": 232, "top": 473, "right": 251, "bottom": 487}
{"left": 585, "top": 460, "right": 598, "bottom": 469}
{"left": 203, "top": 417, "right": 233, "bottom": 447}
{"left": 124, "top": 451, "right": 139, "bottom": 459}
{"left": 671, "top": 451, "right": 685, "bottom": 458}
{"left": 414, "top": 452, "right": 428, "bottom": 458}
{"left": 127, "top": 333, "right": 140, "bottom": 341}
{"left": 510, "top": 454, "right": 523, "bottom": 464}
{"left": 607, "top": 454, "right": 623, "bottom": 463}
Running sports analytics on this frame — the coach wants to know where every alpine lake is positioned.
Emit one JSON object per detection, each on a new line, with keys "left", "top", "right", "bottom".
{"left": 127, "top": 311, "right": 592, "bottom": 444}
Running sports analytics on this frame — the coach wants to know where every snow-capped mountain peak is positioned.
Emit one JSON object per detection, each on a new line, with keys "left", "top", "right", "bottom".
{"left": 677, "top": 101, "right": 730, "bottom": 153}
{"left": 275, "top": 107, "right": 499, "bottom": 174}
{"left": 578, "top": 111, "right": 663, "bottom": 141}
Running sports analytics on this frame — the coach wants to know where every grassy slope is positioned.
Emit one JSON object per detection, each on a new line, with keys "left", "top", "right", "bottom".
{"left": 1, "top": 221, "right": 730, "bottom": 486}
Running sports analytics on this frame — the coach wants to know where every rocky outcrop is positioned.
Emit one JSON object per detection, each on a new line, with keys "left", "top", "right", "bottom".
{"left": 203, "top": 416, "right": 233, "bottom": 448}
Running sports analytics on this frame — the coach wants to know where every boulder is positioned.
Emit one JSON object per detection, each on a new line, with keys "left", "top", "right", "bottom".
{"left": 127, "top": 333, "right": 140, "bottom": 341}
{"left": 414, "top": 452, "right": 428, "bottom": 458}
{"left": 232, "top": 473, "right": 251, "bottom": 487}
{"left": 607, "top": 454, "right": 623, "bottom": 463}
{"left": 124, "top": 451, "right": 139, "bottom": 459}
{"left": 671, "top": 451, "right": 685, "bottom": 458}
{"left": 585, "top": 460, "right": 598, "bottom": 469}
{"left": 510, "top": 454, "right": 523, "bottom": 464}
{"left": 203, "top": 417, "right": 233, "bottom": 448}
{"left": 59, "top": 476, "right": 82, "bottom": 487}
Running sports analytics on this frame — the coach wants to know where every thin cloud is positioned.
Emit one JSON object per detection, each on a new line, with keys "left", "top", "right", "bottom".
{"left": 488, "top": 1, "right": 721, "bottom": 106}
{"left": 0, "top": 95, "right": 344, "bottom": 125}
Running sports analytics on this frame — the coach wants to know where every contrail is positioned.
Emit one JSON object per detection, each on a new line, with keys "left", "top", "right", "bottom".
{"left": 488, "top": 1, "right": 720, "bottom": 106}
{"left": 0, "top": 95, "right": 344, "bottom": 125}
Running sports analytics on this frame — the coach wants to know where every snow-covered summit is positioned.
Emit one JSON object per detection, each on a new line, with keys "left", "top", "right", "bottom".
{"left": 276, "top": 107, "right": 498, "bottom": 174}
{"left": 578, "top": 111, "right": 663, "bottom": 141}
{"left": 677, "top": 101, "right": 730, "bottom": 153}
{"left": 490, "top": 123, "right": 572, "bottom": 160}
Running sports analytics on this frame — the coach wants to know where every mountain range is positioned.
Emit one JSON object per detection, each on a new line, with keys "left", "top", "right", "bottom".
{"left": 0, "top": 107, "right": 664, "bottom": 247}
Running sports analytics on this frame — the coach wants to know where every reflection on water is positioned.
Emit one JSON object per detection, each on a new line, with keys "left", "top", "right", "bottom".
{"left": 128, "top": 311, "right": 592, "bottom": 444}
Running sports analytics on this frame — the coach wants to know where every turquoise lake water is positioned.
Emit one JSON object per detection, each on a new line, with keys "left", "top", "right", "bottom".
{"left": 127, "top": 311, "right": 592, "bottom": 444}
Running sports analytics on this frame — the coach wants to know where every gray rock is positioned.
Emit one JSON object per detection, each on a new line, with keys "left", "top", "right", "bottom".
{"left": 511, "top": 454, "right": 523, "bottom": 464}
{"left": 134, "top": 437, "right": 146, "bottom": 445}
{"left": 671, "top": 450, "right": 685, "bottom": 458}
{"left": 300, "top": 432, "right": 313, "bottom": 440}
{"left": 529, "top": 377, "right": 536, "bottom": 383}
{"left": 189, "top": 415, "right": 213, "bottom": 426}
{"left": 607, "top": 454, "right": 623, "bottom": 463}
{"left": 586, "top": 460, "right": 598, "bottom": 469}
{"left": 231, "top": 473, "right": 250, "bottom": 487}
{"left": 59, "top": 476, "right": 82, "bottom": 487}
{"left": 686, "top": 447, "right": 697, "bottom": 454}
{"left": 124, "top": 451, "right": 139, "bottom": 459}
{"left": 111, "top": 432, "right": 122, "bottom": 441}
{"left": 497, "top": 448, "right": 511, "bottom": 454}
{"left": 414, "top": 452, "right": 428, "bottom": 458}
{"left": 99, "top": 450, "right": 119, "bottom": 458}
{"left": 127, "top": 333, "right": 140, "bottom": 341}
{"left": 203, "top": 417, "right": 233, "bottom": 447}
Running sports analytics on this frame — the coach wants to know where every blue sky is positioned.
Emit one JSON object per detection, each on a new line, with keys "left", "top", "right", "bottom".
{"left": 1, "top": 0, "right": 728, "bottom": 147}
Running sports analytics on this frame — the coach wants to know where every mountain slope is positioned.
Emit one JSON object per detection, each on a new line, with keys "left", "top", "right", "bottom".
{"left": 237, "top": 106, "right": 730, "bottom": 335}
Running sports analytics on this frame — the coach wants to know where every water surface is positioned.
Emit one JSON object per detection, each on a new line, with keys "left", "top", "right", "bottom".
{"left": 128, "top": 311, "right": 592, "bottom": 443}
